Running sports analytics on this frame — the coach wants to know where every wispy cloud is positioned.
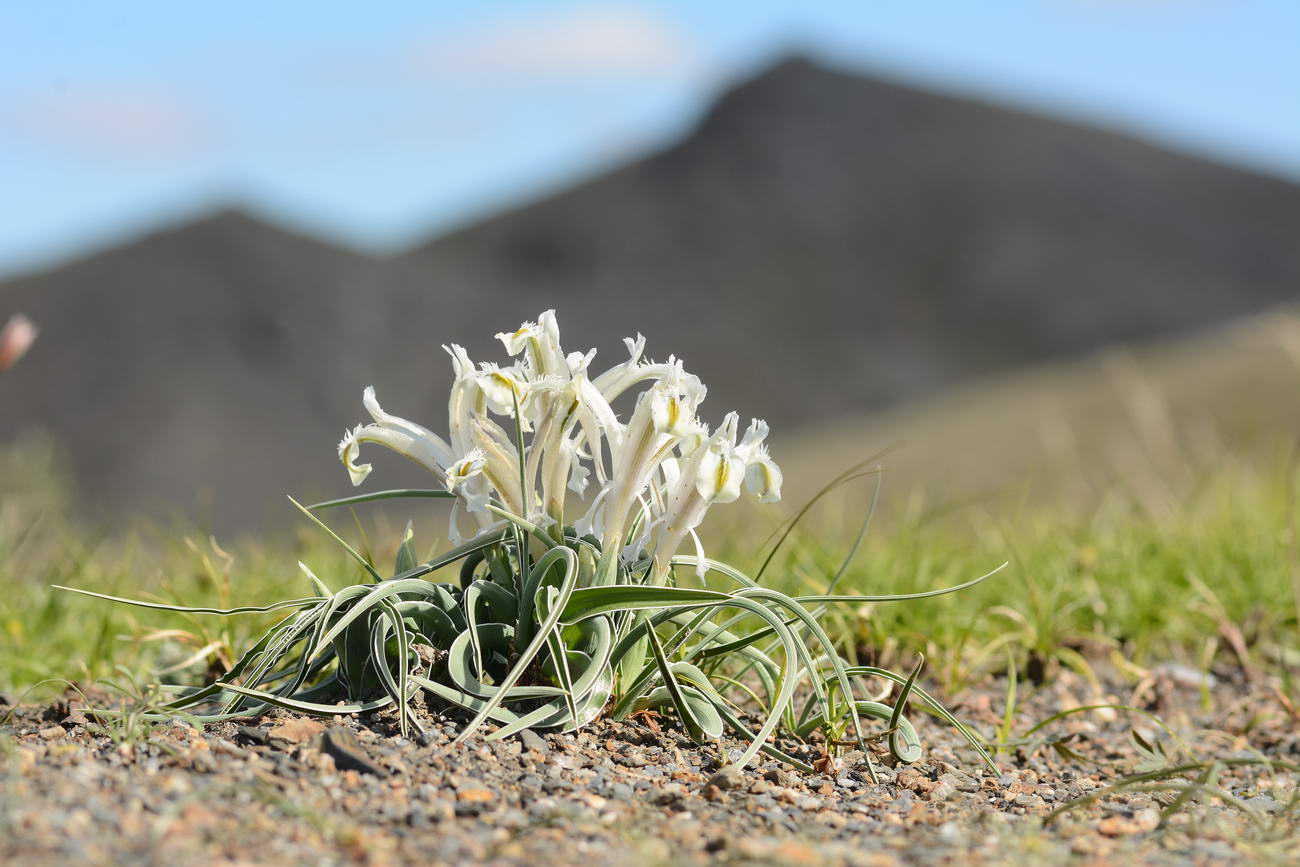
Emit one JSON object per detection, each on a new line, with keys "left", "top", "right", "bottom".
{"left": 1, "top": 87, "right": 213, "bottom": 163}
{"left": 406, "top": 4, "right": 705, "bottom": 82}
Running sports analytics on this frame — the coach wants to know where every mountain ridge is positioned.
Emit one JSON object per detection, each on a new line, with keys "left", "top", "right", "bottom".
{"left": 4, "top": 54, "right": 1300, "bottom": 531}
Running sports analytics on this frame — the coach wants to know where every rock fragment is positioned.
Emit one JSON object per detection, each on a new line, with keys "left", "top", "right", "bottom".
{"left": 322, "top": 728, "right": 387, "bottom": 776}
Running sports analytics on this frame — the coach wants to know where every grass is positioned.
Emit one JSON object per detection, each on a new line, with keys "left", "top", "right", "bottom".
{"left": 4, "top": 435, "right": 1298, "bottom": 708}
{"left": 770, "top": 447, "right": 1300, "bottom": 692}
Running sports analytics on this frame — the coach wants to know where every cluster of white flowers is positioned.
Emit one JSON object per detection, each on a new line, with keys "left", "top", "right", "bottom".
{"left": 338, "top": 311, "right": 781, "bottom": 573}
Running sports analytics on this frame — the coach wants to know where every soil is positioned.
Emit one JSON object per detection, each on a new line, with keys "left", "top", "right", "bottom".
{"left": 2, "top": 668, "right": 1297, "bottom": 865}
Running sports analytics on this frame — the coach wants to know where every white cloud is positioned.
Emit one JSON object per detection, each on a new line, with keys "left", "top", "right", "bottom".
{"left": 2, "top": 88, "right": 213, "bottom": 163}
{"left": 408, "top": 4, "right": 703, "bottom": 81}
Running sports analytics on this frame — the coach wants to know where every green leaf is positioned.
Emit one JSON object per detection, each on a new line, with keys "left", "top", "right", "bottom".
{"left": 210, "top": 682, "right": 394, "bottom": 715}
{"left": 560, "top": 586, "right": 731, "bottom": 624}
{"left": 312, "top": 578, "right": 447, "bottom": 652}
{"left": 394, "top": 522, "right": 418, "bottom": 576}
{"left": 843, "top": 666, "right": 998, "bottom": 771}
{"left": 399, "top": 601, "right": 458, "bottom": 646}
{"left": 639, "top": 684, "right": 725, "bottom": 741}
{"left": 645, "top": 623, "right": 705, "bottom": 741}
{"left": 754, "top": 456, "right": 894, "bottom": 580}
{"left": 52, "top": 585, "right": 323, "bottom": 616}
{"left": 887, "top": 655, "right": 926, "bottom": 764}
{"left": 299, "top": 562, "right": 333, "bottom": 597}
{"left": 543, "top": 588, "right": 580, "bottom": 726}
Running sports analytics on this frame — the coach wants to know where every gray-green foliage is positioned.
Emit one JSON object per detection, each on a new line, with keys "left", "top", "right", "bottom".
{"left": 59, "top": 487, "right": 996, "bottom": 775}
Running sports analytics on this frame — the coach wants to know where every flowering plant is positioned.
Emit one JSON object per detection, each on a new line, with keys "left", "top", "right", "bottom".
{"left": 63, "top": 311, "right": 995, "bottom": 775}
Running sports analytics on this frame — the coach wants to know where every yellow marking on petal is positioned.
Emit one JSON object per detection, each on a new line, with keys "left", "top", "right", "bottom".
{"left": 490, "top": 371, "right": 521, "bottom": 395}
{"left": 714, "top": 455, "right": 730, "bottom": 493}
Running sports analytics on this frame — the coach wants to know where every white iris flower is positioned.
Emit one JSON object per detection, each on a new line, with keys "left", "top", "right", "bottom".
{"left": 339, "top": 310, "right": 782, "bottom": 581}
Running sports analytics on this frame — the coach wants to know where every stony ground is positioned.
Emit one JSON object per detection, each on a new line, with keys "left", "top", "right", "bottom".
{"left": 2, "top": 667, "right": 1298, "bottom": 866}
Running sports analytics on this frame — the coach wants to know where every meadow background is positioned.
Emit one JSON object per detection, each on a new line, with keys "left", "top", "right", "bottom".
{"left": 6, "top": 353, "right": 1300, "bottom": 703}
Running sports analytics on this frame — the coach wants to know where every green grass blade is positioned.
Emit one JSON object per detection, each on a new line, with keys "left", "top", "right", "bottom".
{"left": 307, "top": 489, "right": 455, "bottom": 510}
{"left": 288, "top": 496, "right": 383, "bottom": 583}
{"left": 795, "top": 562, "right": 1006, "bottom": 603}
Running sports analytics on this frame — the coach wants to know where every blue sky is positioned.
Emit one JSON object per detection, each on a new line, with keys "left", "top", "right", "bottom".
{"left": 1, "top": 1, "right": 1297, "bottom": 277}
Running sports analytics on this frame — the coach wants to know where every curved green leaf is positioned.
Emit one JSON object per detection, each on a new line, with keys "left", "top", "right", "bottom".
{"left": 560, "top": 585, "right": 731, "bottom": 624}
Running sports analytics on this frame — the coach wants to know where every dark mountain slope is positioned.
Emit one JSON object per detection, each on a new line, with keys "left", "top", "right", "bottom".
{"left": 389, "top": 56, "right": 1300, "bottom": 423}
{"left": 0, "top": 210, "right": 383, "bottom": 527}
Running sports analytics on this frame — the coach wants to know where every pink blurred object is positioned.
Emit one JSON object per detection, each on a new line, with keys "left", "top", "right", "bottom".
{"left": 0, "top": 314, "right": 38, "bottom": 371}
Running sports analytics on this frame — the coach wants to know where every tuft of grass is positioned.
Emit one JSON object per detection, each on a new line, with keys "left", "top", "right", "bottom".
{"left": 1047, "top": 755, "right": 1300, "bottom": 840}
{"left": 763, "top": 448, "right": 1300, "bottom": 691}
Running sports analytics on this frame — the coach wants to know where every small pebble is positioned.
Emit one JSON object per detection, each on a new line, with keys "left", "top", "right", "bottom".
{"left": 704, "top": 764, "right": 745, "bottom": 791}
{"left": 519, "top": 729, "right": 549, "bottom": 756}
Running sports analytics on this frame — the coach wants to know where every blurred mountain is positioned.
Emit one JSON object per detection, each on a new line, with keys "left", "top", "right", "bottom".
{"left": 4, "top": 55, "right": 1300, "bottom": 530}
{"left": 0, "top": 211, "right": 383, "bottom": 527}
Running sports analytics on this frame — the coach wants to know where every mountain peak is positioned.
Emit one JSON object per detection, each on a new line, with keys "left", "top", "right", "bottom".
{"left": 691, "top": 53, "right": 928, "bottom": 143}
{"left": 745, "top": 53, "right": 839, "bottom": 86}
{"left": 702, "top": 53, "right": 851, "bottom": 110}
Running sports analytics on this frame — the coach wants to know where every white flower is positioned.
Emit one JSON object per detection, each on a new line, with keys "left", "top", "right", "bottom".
{"left": 651, "top": 386, "right": 694, "bottom": 438}
{"left": 648, "top": 413, "right": 741, "bottom": 572}
{"left": 476, "top": 363, "right": 532, "bottom": 418}
{"left": 736, "top": 419, "right": 782, "bottom": 502}
{"left": 337, "top": 387, "right": 453, "bottom": 486}
{"left": 590, "top": 333, "right": 646, "bottom": 397}
{"left": 744, "top": 452, "right": 783, "bottom": 503}
{"left": 695, "top": 442, "right": 745, "bottom": 504}
{"left": 497, "top": 309, "right": 567, "bottom": 380}
{"left": 444, "top": 343, "right": 482, "bottom": 458}
{"left": 495, "top": 319, "right": 539, "bottom": 356}
{"left": 445, "top": 449, "right": 486, "bottom": 494}
{"left": 599, "top": 360, "right": 705, "bottom": 551}
{"left": 469, "top": 418, "right": 527, "bottom": 517}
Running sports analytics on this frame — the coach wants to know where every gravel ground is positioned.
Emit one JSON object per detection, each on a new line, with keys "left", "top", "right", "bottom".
{"left": 2, "top": 668, "right": 1298, "bottom": 866}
